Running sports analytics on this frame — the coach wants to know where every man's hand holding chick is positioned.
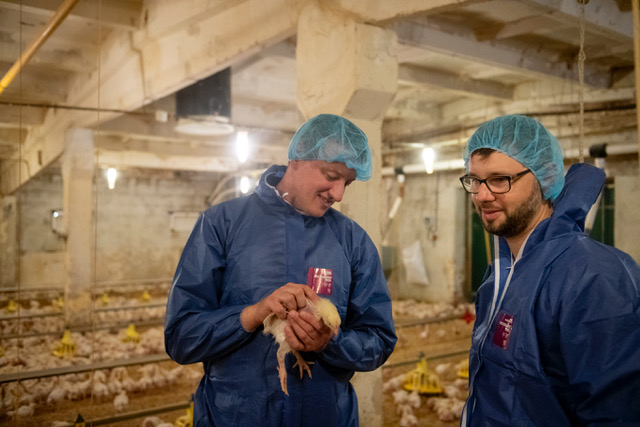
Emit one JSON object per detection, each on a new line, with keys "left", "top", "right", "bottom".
{"left": 286, "top": 307, "right": 337, "bottom": 353}
{"left": 241, "top": 282, "right": 316, "bottom": 332}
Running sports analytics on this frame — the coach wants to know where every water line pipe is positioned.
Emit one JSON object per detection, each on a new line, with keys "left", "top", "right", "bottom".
{"left": 0, "top": 0, "right": 81, "bottom": 95}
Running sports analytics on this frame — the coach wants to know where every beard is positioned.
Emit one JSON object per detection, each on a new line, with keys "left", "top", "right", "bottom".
{"left": 476, "top": 187, "right": 544, "bottom": 238}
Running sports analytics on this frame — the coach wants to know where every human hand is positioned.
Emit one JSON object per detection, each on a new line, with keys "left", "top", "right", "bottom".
{"left": 240, "top": 282, "right": 318, "bottom": 332}
{"left": 285, "top": 309, "right": 336, "bottom": 353}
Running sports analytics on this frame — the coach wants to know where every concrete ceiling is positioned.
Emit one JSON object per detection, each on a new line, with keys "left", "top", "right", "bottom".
{"left": 0, "top": 0, "right": 637, "bottom": 193}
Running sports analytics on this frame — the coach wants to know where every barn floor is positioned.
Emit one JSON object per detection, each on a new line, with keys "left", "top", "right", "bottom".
{"left": 0, "top": 298, "right": 473, "bottom": 426}
{"left": 382, "top": 301, "right": 474, "bottom": 426}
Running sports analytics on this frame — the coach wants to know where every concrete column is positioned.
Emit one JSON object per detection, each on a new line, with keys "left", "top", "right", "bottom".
{"left": 0, "top": 195, "right": 18, "bottom": 287}
{"left": 297, "top": 3, "right": 397, "bottom": 426}
{"left": 615, "top": 175, "right": 640, "bottom": 263}
{"left": 61, "top": 129, "right": 95, "bottom": 327}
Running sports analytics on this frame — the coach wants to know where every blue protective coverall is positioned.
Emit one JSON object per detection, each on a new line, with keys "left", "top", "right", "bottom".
{"left": 165, "top": 165, "right": 397, "bottom": 427}
{"left": 462, "top": 163, "right": 640, "bottom": 426}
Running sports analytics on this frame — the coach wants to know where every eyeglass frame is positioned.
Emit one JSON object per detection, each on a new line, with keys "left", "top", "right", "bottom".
{"left": 459, "top": 169, "right": 531, "bottom": 194}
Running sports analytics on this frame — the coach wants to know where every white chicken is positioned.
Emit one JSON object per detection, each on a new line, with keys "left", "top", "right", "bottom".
{"left": 113, "top": 390, "right": 129, "bottom": 412}
{"left": 263, "top": 297, "right": 341, "bottom": 395}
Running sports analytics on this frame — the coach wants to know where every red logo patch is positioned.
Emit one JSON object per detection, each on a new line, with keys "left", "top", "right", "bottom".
{"left": 307, "top": 268, "right": 333, "bottom": 295}
{"left": 492, "top": 312, "right": 514, "bottom": 350}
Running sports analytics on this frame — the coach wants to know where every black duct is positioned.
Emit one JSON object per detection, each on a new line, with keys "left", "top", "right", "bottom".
{"left": 175, "top": 67, "right": 233, "bottom": 135}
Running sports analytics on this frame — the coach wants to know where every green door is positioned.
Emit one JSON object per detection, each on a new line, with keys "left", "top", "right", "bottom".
{"left": 588, "top": 182, "right": 614, "bottom": 246}
{"left": 467, "top": 199, "right": 493, "bottom": 300}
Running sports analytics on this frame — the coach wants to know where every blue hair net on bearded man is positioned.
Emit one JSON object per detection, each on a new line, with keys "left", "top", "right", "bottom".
{"left": 288, "top": 114, "right": 372, "bottom": 181}
{"left": 463, "top": 114, "right": 565, "bottom": 201}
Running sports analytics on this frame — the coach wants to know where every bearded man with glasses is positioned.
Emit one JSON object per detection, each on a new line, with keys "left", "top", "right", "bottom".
{"left": 459, "top": 114, "right": 640, "bottom": 426}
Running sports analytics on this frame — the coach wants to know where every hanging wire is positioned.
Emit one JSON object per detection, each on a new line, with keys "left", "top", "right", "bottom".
{"left": 577, "top": 0, "right": 588, "bottom": 163}
{"left": 15, "top": 3, "right": 25, "bottom": 423}
{"left": 89, "top": 0, "right": 103, "bottom": 407}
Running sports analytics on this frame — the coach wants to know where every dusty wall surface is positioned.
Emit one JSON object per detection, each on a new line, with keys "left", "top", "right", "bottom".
{"left": 383, "top": 156, "right": 640, "bottom": 304}
{"left": 385, "top": 170, "right": 466, "bottom": 304}
{"left": 93, "top": 172, "right": 214, "bottom": 283}
{"left": 615, "top": 174, "right": 640, "bottom": 264}
{"left": 2, "top": 170, "right": 220, "bottom": 288}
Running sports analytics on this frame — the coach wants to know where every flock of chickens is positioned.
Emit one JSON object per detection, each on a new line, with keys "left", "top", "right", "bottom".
{"left": 0, "top": 289, "right": 473, "bottom": 426}
{"left": 0, "top": 289, "right": 196, "bottom": 425}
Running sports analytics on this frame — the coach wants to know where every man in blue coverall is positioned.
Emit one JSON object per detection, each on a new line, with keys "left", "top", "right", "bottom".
{"left": 459, "top": 114, "right": 640, "bottom": 426}
{"left": 165, "top": 113, "right": 397, "bottom": 426}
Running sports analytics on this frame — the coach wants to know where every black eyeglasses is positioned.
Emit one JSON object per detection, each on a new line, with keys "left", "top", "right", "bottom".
{"left": 459, "top": 170, "right": 531, "bottom": 194}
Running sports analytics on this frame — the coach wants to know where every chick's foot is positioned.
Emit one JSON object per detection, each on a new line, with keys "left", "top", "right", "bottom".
{"left": 291, "top": 349, "right": 314, "bottom": 379}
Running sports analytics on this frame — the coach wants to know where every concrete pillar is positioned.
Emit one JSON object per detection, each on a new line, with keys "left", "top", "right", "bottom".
{"left": 61, "top": 129, "right": 95, "bottom": 327}
{"left": 615, "top": 175, "right": 640, "bottom": 263}
{"left": 297, "top": 3, "right": 397, "bottom": 425}
{"left": 0, "top": 195, "right": 18, "bottom": 287}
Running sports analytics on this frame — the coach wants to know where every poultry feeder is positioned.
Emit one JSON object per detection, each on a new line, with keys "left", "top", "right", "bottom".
{"left": 175, "top": 394, "right": 194, "bottom": 427}
{"left": 4, "top": 299, "right": 17, "bottom": 313}
{"left": 74, "top": 413, "right": 86, "bottom": 427}
{"left": 140, "top": 290, "right": 151, "bottom": 302}
{"left": 99, "top": 292, "right": 110, "bottom": 306}
{"left": 53, "top": 296, "right": 65, "bottom": 310}
{"left": 403, "top": 357, "right": 443, "bottom": 395}
{"left": 123, "top": 323, "right": 140, "bottom": 343}
{"left": 53, "top": 329, "right": 76, "bottom": 358}
{"left": 456, "top": 358, "right": 469, "bottom": 378}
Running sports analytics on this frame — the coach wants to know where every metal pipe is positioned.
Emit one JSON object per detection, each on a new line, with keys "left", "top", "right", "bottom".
{"left": 0, "top": 0, "right": 81, "bottom": 95}
{"left": 0, "top": 286, "right": 63, "bottom": 293}
{"left": 381, "top": 159, "right": 465, "bottom": 176}
{"left": 52, "top": 401, "right": 191, "bottom": 427}
{"left": 94, "top": 302, "right": 166, "bottom": 313}
{"left": 382, "top": 349, "right": 470, "bottom": 369}
{"left": 0, "top": 311, "right": 63, "bottom": 322}
{"left": 564, "top": 143, "right": 638, "bottom": 160}
{"left": 0, "top": 318, "right": 164, "bottom": 341}
{"left": 94, "top": 278, "right": 172, "bottom": 288}
{"left": 0, "top": 353, "right": 170, "bottom": 384}
{"left": 394, "top": 314, "right": 461, "bottom": 329}
{"left": 384, "top": 143, "right": 640, "bottom": 177}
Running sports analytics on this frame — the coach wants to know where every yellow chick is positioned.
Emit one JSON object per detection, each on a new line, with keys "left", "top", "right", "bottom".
{"left": 263, "top": 297, "right": 341, "bottom": 395}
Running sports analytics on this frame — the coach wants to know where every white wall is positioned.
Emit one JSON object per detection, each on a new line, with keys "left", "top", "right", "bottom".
{"left": 1, "top": 169, "right": 222, "bottom": 288}
{"left": 384, "top": 156, "right": 640, "bottom": 304}
{"left": 615, "top": 174, "right": 640, "bottom": 264}
{"left": 384, "top": 170, "right": 467, "bottom": 303}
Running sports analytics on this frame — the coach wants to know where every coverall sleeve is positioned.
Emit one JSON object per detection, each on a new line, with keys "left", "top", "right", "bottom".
{"left": 164, "top": 209, "right": 253, "bottom": 365}
{"left": 556, "top": 254, "right": 640, "bottom": 425}
{"left": 320, "top": 232, "right": 397, "bottom": 372}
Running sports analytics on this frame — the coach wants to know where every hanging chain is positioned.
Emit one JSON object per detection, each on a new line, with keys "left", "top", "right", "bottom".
{"left": 577, "top": 0, "right": 587, "bottom": 163}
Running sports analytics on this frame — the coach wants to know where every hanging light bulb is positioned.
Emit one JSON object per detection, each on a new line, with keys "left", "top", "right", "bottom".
{"left": 422, "top": 148, "right": 435, "bottom": 174}
{"left": 107, "top": 167, "right": 118, "bottom": 189}
{"left": 236, "top": 131, "right": 249, "bottom": 163}
{"left": 239, "top": 176, "right": 250, "bottom": 194}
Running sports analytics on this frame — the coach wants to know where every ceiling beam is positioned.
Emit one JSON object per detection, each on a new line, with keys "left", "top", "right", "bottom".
{"left": 392, "top": 19, "right": 612, "bottom": 89}
{"left": 385, "top": 85, "right": 636, "bottom": 143}
{"left": 334, "top": 0, "right": 491, "bottom": 22}
{"left": 0, "top": 0, "right": 305, "bottom": 194}
{"left": 520, "top": 0, "right": 633, "bottom": 41}
{"left": 95, "top": 133, "right": 287, "bottom": 172}
{"left": 398, "top": 65, "right": 514, "bottom": 100}
{"left": 0, "top": 104, "right": 46, "bottom": 128}
{"left": 132, "top": 0, "right": 300, "bottom": 99}
{"left": 0, "top": 40, "right": 96, "bottom": 72}
{"left": 0, "top": 69, "right": 70, "bottom": 105}
{"left": 0, "top": 0, "right": 142, "bottom": 30}
{"left": 475, "top": 11, "right": 566, "bottom": 41}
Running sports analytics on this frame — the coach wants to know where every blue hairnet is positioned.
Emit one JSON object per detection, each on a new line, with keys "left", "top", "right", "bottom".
{"left": 463, "top": 114, "right": 565, "bottom": 201}
{"left": 288, "top": 114, "right": 372, "bottom": 181}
